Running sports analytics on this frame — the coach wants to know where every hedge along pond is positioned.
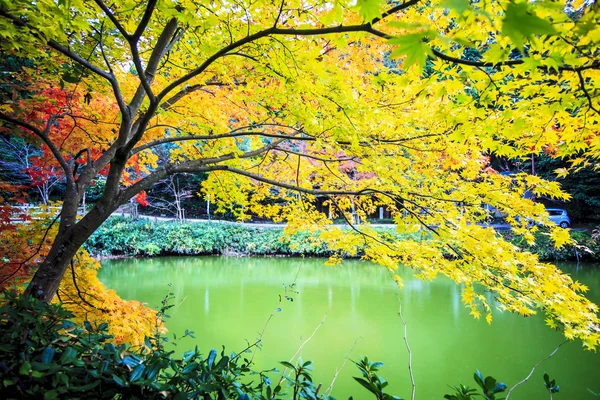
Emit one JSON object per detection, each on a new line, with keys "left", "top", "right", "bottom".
{"left": 87, "top": 217, "right": 600, "bottom": 261}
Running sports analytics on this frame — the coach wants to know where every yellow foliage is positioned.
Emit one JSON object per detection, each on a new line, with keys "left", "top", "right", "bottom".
{"left": 391, "top": 274, "right": 404, "bottom": 289}
{"left": 550, "top": 227, "right": 574, "bottom": 249}
{"left": 1, "top": 0, "right": 600, "bottom": 349}
{"left": 485, "top": 313, "right": 493, "bottom": 325}
{"left": 58, "top": 251, "right": 159, "bottom": 345}
{"left": 1, "top": 216, "right": 158, "bottom": 345}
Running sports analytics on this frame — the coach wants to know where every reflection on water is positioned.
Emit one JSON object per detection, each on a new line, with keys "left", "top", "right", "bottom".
{"left": 100, "top": 257, "right": 600, "bottom": 399}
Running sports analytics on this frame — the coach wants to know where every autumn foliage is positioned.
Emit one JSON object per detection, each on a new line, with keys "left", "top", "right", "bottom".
{"left": 0, "top": 207, "right": 156, "bottom": 345}
{"left": 0, "top": 0, "right": 599, "bottom": 349}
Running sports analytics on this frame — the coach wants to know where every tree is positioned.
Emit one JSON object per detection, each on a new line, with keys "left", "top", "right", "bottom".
{"left": 146, "top": 174, "right": 196, "bottom": 222}
{"left": 0, "top": 135, "right": 64, "bottom": 204}
{"left": 0, "top": 206, "right": 157, "bottom": 344}
{"left": 0, "top": 0, "right": 599, "bottom": 347}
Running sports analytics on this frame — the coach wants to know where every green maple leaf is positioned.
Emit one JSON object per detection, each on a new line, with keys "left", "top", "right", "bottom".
{"left": 389, "top": 33, "right": 434, "bottom": 73}
{"left": 502, "top": 1, "right": 557, "bottom": 50}
{"left": 356, "top": 0, "right": 384, "bottom": 22}
{"left": 440, "top": 0, "right": 471, "bottom": 14}
{"left": 520, "top": 56, "right": 542, "bottom": 70}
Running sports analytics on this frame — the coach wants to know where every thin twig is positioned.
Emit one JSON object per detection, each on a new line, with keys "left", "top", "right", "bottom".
{"left": 0, "top": 211, "right": 61, "bottom": 286}
{"left": 323, "top": 337, "right": 361, "bottom": 396}
{"left": 231, "top": 339, "right": 262, "bottom": 362}
{"left": 397, "top": 295, "right": 416, "bottom": 400}
{"left": 273, "top": 0, "right": 286, "bottom": 27}
{"left": 69, "top": 259, "right": 108, "bottom": 312}
{"left": 271, "top": 311, "right": 329, "bottom": 399}
{"left": 577, "top": 70, "right": 600, "bottom": 115}
{"left": 505, "top": 341, "right": 568, "bottom": 399}
{"left": 249, "top": 302, "right": 281, "bottom": 364}
{"left": 250, "top": 267, "right": 302, "bottom": 364}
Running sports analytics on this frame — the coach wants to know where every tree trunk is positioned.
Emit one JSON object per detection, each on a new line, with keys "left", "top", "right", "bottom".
{"left": 81, "top": 192, "right": 86, "bottom": 216}
{"left": 24, "top": 201, "right": 116, "bottom": 302}
{"left": 24, "top": 229, "right": 87, "bottom": 302}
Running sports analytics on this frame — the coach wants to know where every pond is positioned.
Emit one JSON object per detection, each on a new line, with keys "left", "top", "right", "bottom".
{"left": 99, "top": 257, "right": 600, "bottom": 399}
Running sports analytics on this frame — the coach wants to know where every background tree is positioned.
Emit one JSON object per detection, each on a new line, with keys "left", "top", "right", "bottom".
{"left": 0, "top": 136, "right": 36, "bottom": 189}
{"left": 0, "top": 0, "right": 599, "bottom": 347}
{"left": 144, "top": 174, "right": 196, "bottom": 222}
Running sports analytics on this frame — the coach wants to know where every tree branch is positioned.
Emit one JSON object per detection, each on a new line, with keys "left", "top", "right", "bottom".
{"left": 93, "top": 0, "right": 130, "bottom": 39}
{"left": 129, "top": 18, "right": 180, "bottom": 115}
{"left": 505, "top": 341, "right": 568, "bottom": 399}
{"left": 156, "top": 0, "right": 415, "bottom": 103}
{"left": 0, "top": 8, "right": 130, "bottom": 123}
{"left": 273, "top": 0, "right": 286, "bottom": 28}
{"left": 432, "top": 49, "right": 600, "bottom": 72}
{"left": 132, "top": 130, "right": 313, "bottom": 155}
{"left": 273, "top": 146, "right": 359, "bottom": 163}
{"left": 69, "top": 259, "right": 108, "bottom": 312}
{"left": 95, "top": 24, "right": 129, "bottom": 116}
{"left": 0, "top": 211, "right": 61, "bottom": 286}
{"left": 134, "top": 124, "right": 452, "bottom": 155}
{"left": 577, "top": 70, "right": 600, "bottom": 115}
{"left": 173, "top": 165, "right": 381, "bottom": 196}
{"left": 131, "top": 0, "right": 158, "bottom": 42}
{"left": 371, "top": 0, "right": 422, "bottom": 24}
{"left": 120, "top": 137, "right": 287, "bottom": 203}
{"left": 49, "top": 39, "right": 112, "bottom": 79}
{"left": 129, "top": 44, "right": 157, "bottom": 105}
{"left": 326, "top": 195, "right": 391, "bottom": 249}
{"left": 159, "top": 81, "right": 244, "bottom": 111}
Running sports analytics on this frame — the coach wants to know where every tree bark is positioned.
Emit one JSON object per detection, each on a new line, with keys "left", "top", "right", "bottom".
{"left": 23, "top": 200, "right": 117, "bottom": 302}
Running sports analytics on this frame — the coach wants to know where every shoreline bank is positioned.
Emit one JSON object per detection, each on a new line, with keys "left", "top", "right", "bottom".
{"left": 86, "top": 216, "right": 600, "bottom": 262}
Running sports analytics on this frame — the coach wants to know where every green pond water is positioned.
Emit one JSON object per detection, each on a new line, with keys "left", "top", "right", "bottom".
{"left": 99, "top": 257, "right": 600, "bottom": 399}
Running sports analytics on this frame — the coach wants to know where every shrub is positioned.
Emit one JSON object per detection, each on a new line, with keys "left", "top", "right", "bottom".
{"left": 85, "top": 218, "right": 338, "bottom": 258}
{"left": 1, "top": 292, "right": 564, "bottom": 399}
{"left": 0, "top": 292, "right": 394, "bottom": 399}
{"left": 87, "top": 217, "right": 600, "bottom": 262}
{"left": 499, "top": 229, "right": 600, "bottom": 262}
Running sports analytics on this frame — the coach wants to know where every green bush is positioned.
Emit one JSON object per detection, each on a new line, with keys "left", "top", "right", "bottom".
{"left": 85, "top": 218, "right": 342, "bottom": 258}
{"left": 499, "top": 229, "right": 600, "bottom": 262}
{"left": 85, "top": 217, "right": 600, "bottom": 262}
{"left": 2, "top": 292, "right": 561, "bottom": 399}
{"left": 1, "top": 292, "right": 404, "bottom": 400}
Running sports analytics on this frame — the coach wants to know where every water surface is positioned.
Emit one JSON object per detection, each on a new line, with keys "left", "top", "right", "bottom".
{"left": 99, "top": 257, "right": 600, "bottom": 399}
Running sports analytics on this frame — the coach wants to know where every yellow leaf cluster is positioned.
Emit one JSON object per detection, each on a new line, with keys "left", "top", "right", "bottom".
{"left": 1, "top": 214, "right": 158, "bottom": 345}
{"left": 58, "top": 251, "right": 159, "bottom": 345}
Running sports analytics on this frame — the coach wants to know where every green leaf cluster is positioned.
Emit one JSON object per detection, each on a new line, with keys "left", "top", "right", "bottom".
{"left": 0, "top": 292, "right": 390, "bottom": 399}
{"left": 86, "top": 217, "right": 600, "bottom": 262}
{"left": 352, "top": 357, "right": 402, "bottom": 400}
{"left": 502, "top": 1, "right": 556, "bottom": 50}
{"left": 85, "top": 217, "right": 416, "bottom": 258}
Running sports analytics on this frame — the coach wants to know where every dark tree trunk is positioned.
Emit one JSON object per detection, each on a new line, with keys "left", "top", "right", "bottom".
{"left": 24, "top": 229, "right": 87, "bottom": 302}
{"left": 23, "top": 148, "right": 133, "bottom": 302}
{"left": 24, "top": 198, "right": 117, "bottom": 302}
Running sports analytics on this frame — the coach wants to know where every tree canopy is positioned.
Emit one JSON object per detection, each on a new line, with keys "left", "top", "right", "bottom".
{"left": 0, "top": 0, "right": 599, "bottom": 347}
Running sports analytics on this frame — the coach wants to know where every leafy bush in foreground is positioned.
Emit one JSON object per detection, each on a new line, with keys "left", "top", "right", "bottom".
{"left": 0, "top": 291, "right": 307, "bottom": 399}
{"left": 1, "top": 292, "right": 527, "bottom": 400}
